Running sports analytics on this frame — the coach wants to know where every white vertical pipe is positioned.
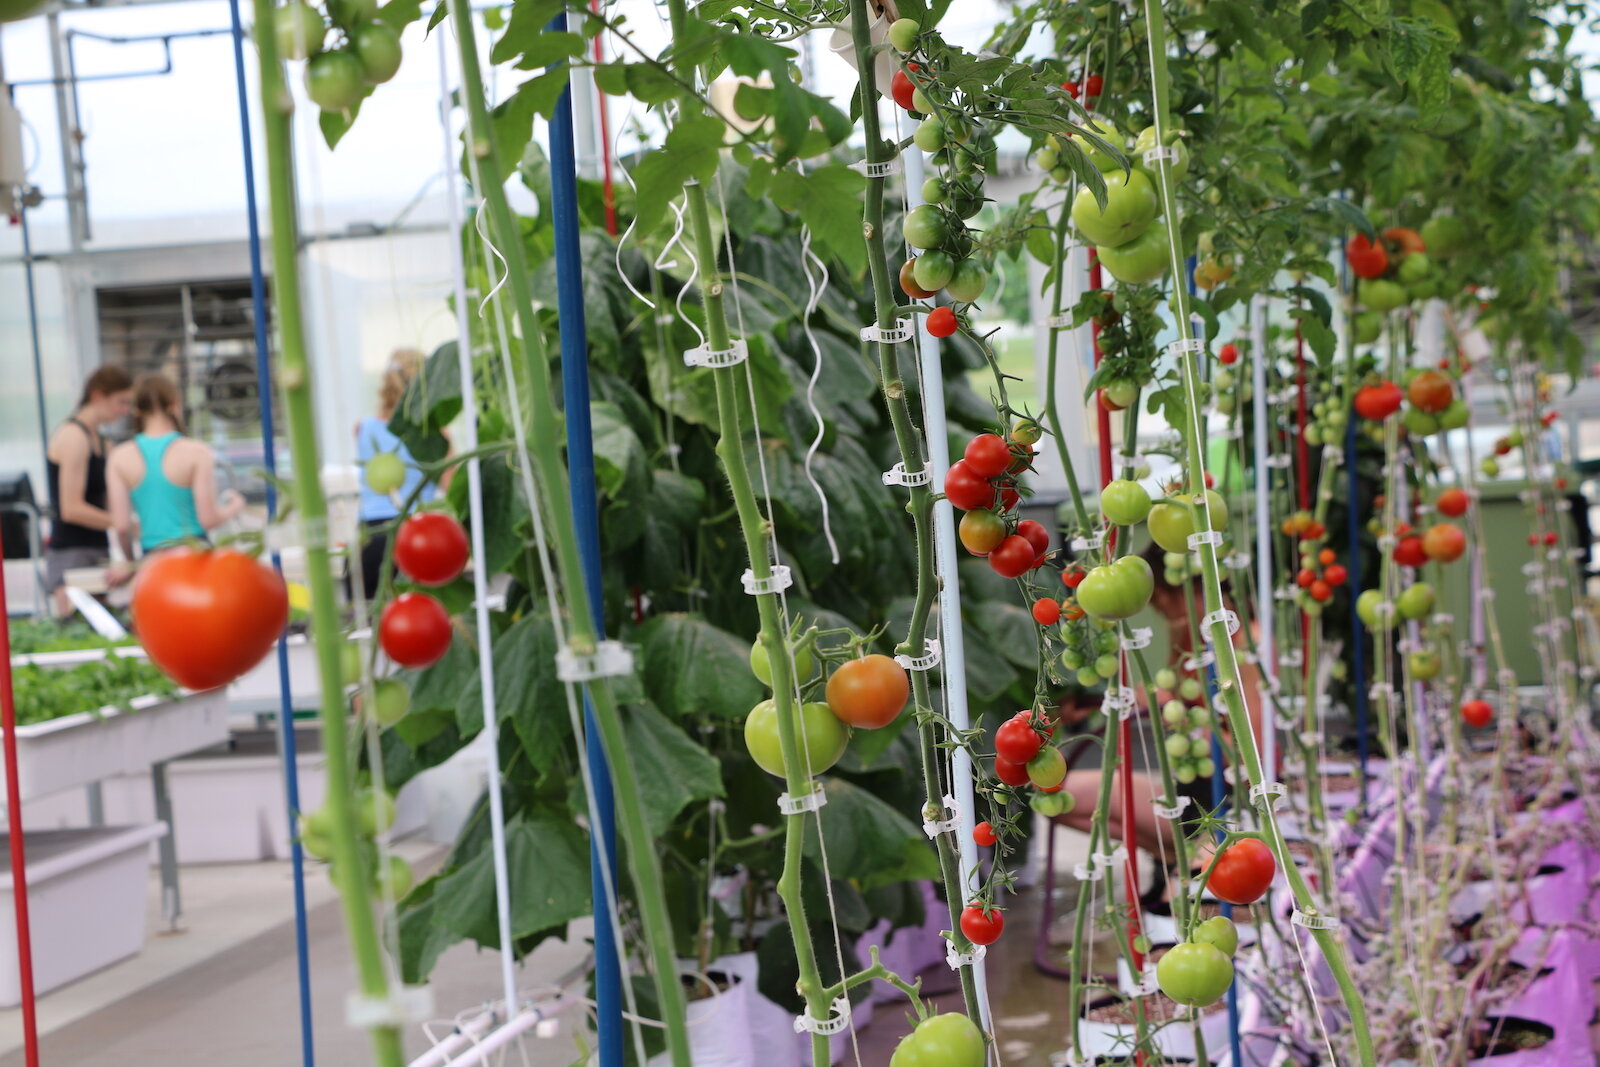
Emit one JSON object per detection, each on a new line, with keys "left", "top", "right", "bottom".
{"left": 901, "top": 147, "right": 993, "bottom": 1036}
{"left": 438, "top": 28, "right": 519, "bottom": 1020}
{"left": 1251, "top": 297, "right": 1277, "bottom": 776}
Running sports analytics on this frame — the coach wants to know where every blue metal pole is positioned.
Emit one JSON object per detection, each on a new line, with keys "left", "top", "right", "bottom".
{"left": 228, "top": 5, "right": 315, "bottom": 1063}
{"left": 546, "top": 15, "right": 623, "bottom": 1066}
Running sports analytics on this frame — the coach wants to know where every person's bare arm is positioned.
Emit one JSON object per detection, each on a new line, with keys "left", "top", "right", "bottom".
{"left": 54, "top": 433, "right": 113, "bottom": 530}
{"left": 190, "top": 446, "right": 246, "bottom": 531}
{"left": 106, "top": 452, "right": 137, "bottom": 556}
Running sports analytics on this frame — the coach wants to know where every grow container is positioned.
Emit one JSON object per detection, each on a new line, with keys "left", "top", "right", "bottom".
{"left": 0, "top": 822, "right": 168, "bottom": 1006}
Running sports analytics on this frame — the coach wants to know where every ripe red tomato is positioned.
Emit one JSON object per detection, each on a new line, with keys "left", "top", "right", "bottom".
{"left": 1393, "top": 535, "right": 1428, "bottom": 568}
{"left": 1207, "top": 838, "right": 1276, "bottom": 905}
{"left": 890, "top": 69, "right": 916, "bottom": 111}
{"left": 1295, "top": 568, "right": 1316, "bottom": 589}
{"left": 989, "top": 535, "right": 1038, "bottom": 578}
{"left": 1084, "top": 73, "right": 1103, "bottom": 96}
{"left": 1016, "top": 519, "right": 1050, "bottom": 557}
{"left": 1354, "top": 381, "right": 1403, "bottom": 420}
{"left": 1061, "top": 567, "right": 1086, "bottom": 589}
{"left": 960, "top": 904, "right": 1005, "bottom": 945}
{"left": 1032, "top": 598, "right": 1061, "bottom": 625}
{"left": 825, "top": 654, "right": 910, "bottom": 729}
{"left": 1544, "top": 531, "right": 1558, "bottom": 546}
{"left": 393, "top": 512, "right": 470, "bottom": 587}
{"left": 379, "top": 592, "right": 453, "bottom": 668}
{"left": 944, "top": 460, "right": 995, "bottom": 511}
{"left": 132, "top": 547, "right": 289, "bottom": 690}
{"left": 958, "top": 509, "right": 1006, "bottom": 554}
{"left": 1406, "top": 370, "right": 1454, "bottom": 414}
{"left": 964, "top": 434, "right": 1013, "bottom": 479}
{"left": 1309, "top": 579, "right": 1332, "bottom": 602}
{"left": 927, "top": 306, "right": 959, "bottom": 337}
{"left": 900, "top": 259, "right": 938, "bottom": 300}
{"left": 973, "top": 821, "right": 997, "bottom": 847}
{"left": 1461, "top": 699, "right": 1493, "bottom": 728}
{"left": 1323, "top": 563, "right": 1348, "bottom": 586}
{"left": 992, "top": 756, "right": 1030, "bottom": 787}
{"left": 1062, "top": 79, "right": 1080, "bottom": 98}
{"left": 1436, "top": 488, "right": 1469, "bottom": 517}
{"left": 1422, "top": 523, "right": 1466, "bottom": 562}
{"left": 1318, "top": 548, "right": 1336, "bottom": 565}
{"left": 1218, "top": 343, "right": 1238, "bottom": 365}
{"left": 994, "top": 714, "right": 1044, "bottom": 764}
{"left": 999, "top": 487, "right": 1021, "bottom": 511}
{"left": 1346, "top": 234, "right": 1389, "bottom": 280}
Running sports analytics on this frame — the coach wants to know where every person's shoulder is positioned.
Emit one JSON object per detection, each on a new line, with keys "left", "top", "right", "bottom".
{"left": 48, "top": 422, "right": 86, "bottom": 456}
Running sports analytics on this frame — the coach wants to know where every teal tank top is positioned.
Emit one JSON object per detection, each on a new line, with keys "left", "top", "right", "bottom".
{"left": 130, "top": 433, "right": 204, "bottom": 551}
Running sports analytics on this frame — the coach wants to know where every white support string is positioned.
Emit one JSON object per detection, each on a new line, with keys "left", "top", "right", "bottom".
{"left": 1250, "top": 296, "right": 1278, "bottom": 780}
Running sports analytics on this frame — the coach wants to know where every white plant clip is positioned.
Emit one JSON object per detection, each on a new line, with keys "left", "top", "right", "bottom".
{"left": 1279, "top": 648, "right": 1304, "bottom": 668}
{"left": 1250, "top": 781, "right": 1287, "bottom": 810}
{"left": 1142, "top": 145, "right": 1180, "bottom": 166}
{"left": 1183, "top": 650, "right": 1216, "bottom": 671}
{"left": 860, "top": 319, "right": 915, "bottom": 345}
{"left": 1430, "top": 612, "right": 1454, "bottom": 627}
{"left": 346, "top": 986, "right": 435, "bottom": 1029}
{"left": 1222, "top": 550, "right": 1252, "bottom": 571}
{"left": 882, "top": 462, "right": 931, "bottom": 488}
{"left": 1070, "top": 529, "right": 1106, "bottom": 552}
{"left": 1265, "top": 454, "right": 1294, "bottom": 469}
{"left": 778, "top": 783, "right": 828, "bottom": 815}
{"left": 922, "top": 794, "right": 960, "bottom": 839}
{"left": 793, "top": 996, "right": 852, "bottom": 1036}
{"left": 1102, "top": 687, "right": 1137, "bottom": 720}
{"left": 1202, "top": 609, "right": 1241, "bottom": 640}
{"left": 895, "top": 639, "right": 942, "bottom": 672}
{"left": 1274, "top": 585, "right": 1300, "bottom": 601}
{"left": 1072, "top": 861, "right": 1103, "bottom": 882}
{"left": 741, "top": 566, "right": 794, "bottom": 596}
{"left": 555, "top": 640, "right": 635, "bottom": 683}
{"left": 1094, "top": 846, "right": 1129, "bottom": 872}
{"left": 1045, "top": 313, "right": 1073, "bottom": 330}
{"left": 1187, "top": 531, "right": 1225, "bottom": 550}
{"left": 946, "top": 941, "right": 988, "bottom": 969}
{"left": 1291, "top": 909, "right": 1341, "bottom": 931}
{"left": 266, "top": 516, "right": 331, "bottom": 553}
{"left": 1166, "top": 338, "right": 1205, "bottom": 360}
{"left": 1116, "top": 452, "right": 1145, "bottom": 470}
{"left": 684, "top": 339, "right": 749, "bottom": 368}
{"left": 853, "top": 157, "right": 902, "bottom": 178}
{"left": 1153, "top": 796, "right": 1191, "bottom": 820}
{"left": 1369, "top": 682, "right": 1395, "bottom": 703}
{"left": 1120, "top": 626, "right": 1153, "bottom": 650}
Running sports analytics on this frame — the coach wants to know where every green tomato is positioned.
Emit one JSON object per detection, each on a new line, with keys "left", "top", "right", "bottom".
{"left": 1103, "top": 378, "right": 1140, "bottom": 409}
{"left": 327, "top": 0, "right": 378, "bottom": 24}
{"left": 889, "top": 1013, "right": 986, "bottom": 1067}
{"left": 1094, "top": 630, "right": 1120, "bottom": 654}
{"left": 304, "top": 49, "right": 366, "bottom": 111}
{"left": 1147, "top": 490, "right": 1227, "bottom": 554}
{"left": 372, "top": 678, "right": 410, "bottom": 726}
{"left": 913, "top": 249, "right": 957, "bottom": 291}
{"left": 1031, "top": 791, "right": 1074, "bottom": 817}
{"left": 910, "top": 87, "right": 933, "bottom": 114}
{"left": 1157, "top": 941, "right": 1235, "bottom": 1007}
{"left": 1481, "top": 457, "right": 1500, "bottom": 478}
{"left": 339, "top": 641, "right": 363, "bottom": 688}
{"left": 1421, "top": 215, "right": 1466, "bottom": 257}
{"left": 1194, "top": 915, "right": 1239, "bottom": 956}
{"left": 1188, "top": 735, "right": 1211, "bottom": 759}
{"left": 1161, "top": 700, "right": 1187, "bottom": 726}
{"left": 750, "top": 640, "right": 816, "bottom": 687}
{"left": 1132, "top": 125, "right": 1189, "bottom": 181}
{"left": 1101, "top": 479, "right": 1153, "bottom": 526}
{"left": 913, "top": 117, "right": 947, "bottom": 153}
{"left": 1439, "top": 399, "right": 1470, "bottom": 430}
{"left": 1396, "top": 582, "right": 1436, "bottom": 620}
{"left": 1155, "top": 667, "right": 1178, "bottom": 690}
{"left": 1353, "top": 311, "right": 1383, "bottom": 345}
{"left": 1061, "top": 647, "right": 1086, "bottom": 670}
{"left": 274, "top": 1, "right": 326, "bottom": 60}
{"left": 1075, "top": 554, "right": 1155, "bottom": 621}
{"left": 1012, "top": 418, "right": 1043, "bottom": 446}
{"left": 1408, "top": 648, "right": 1442, "bottom": 681}
{"left": 1403, "top": 408, "right": 1440, "bottom": 437}
{"left": 1179, "top": 677, "right": 1204, "bottom": 701}
{"left": 921, "top": 178, "right": 947, "bottom": 205}
{"left": 1163, "top": 552, "right": 1186, "bottom": 570}
{"left": 1094, "top": 653, "right": 1120, "bottom": 679}
{"left": 744, "top": 699, "right": 849, "bottom": 778}
{"left": 299, "top": 810, "right": 333, "bottom": 860}
{"left": 365, "top": 451, "right": 407, "bottom": 494}
{"left": 1049, "top": 165, "right": 1072, "bottom": 184}
{"left": 1096, "top": 222, "right": 1171, "bottom": 285}
{"left": 1071, "top": 168, "right": 1159, "bottom": 247}
{"left": 946, "top": 259, "right": 989, "bottom": 303}
{"left": 377, "top": 854, "right": 414, "bottom": 898}
{"left": 1398, "top": 251, "right": 1432, "bottom": 283}
{"left": 1174, "top": 762, "right": 1197, "bottom": 784}
{"left": 1195, "top": 756, "right": 1216, "bottom": 777}
{"left": 902, "top": 205, "right": 951, "bottom": 250}
{"left": 1356, "top": 589, "right": 1395, "bottom": 631}
{"left": 887, "top": 16, "right": 921, "bottom": 52}
{"left": 1035, "top": 147, "right": 1060, "bottom": 171}
{"left": 1026, "top": 745, "right": 1068, "bottom": 789}
{"left": 1188, "top": 705, "right": 1211, "bottom": 729}
{"left": 350, "top": 21, "right": 403, "bottom": 84}
{"left": 1074, "top": 115, "right": 1126, "bottom": 172}
{"left": 1360, "top": 278, "right": 1409, "bottom": 313}
{"left": 360, "top": 789, "right": 396, "bottom": 836}
{"left": 1076, "top": 666, "right": 1102, "bottom": 687}
{"left": 1305, "top": 425, "right": 1324, "bottom": 447}
{"left": 1164, "top": 734, "right": 1190, "bottom": 760}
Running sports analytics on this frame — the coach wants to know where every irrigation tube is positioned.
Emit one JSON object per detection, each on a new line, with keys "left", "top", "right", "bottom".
{"left": 900, "top": 147, "right": 993, "bottom": 1037}
{"left": 546, "top": 14, "right": 625, "bottom": 1066}
{"left": 227, "top": 3, "right": 316, "bottom": 1061}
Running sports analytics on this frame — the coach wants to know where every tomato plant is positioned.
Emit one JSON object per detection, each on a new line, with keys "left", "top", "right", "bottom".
{"left": 132, "top": 547, "right": 289, "bottom": 691}
{"left": 824, "top": 654, "right": 909, "bottom": 730}
{"left": 378, "top": 592, "right": 453, "bottom": 668}
{"left": 393, "top": 512, "right": 470, "bottom": 586}
{"left": 1207, "top": 838, "right": 1276, "bottom": 905}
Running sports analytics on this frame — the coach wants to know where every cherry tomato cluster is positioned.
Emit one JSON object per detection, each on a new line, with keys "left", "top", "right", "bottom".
{"left": 1346, "top": 221, "right": 1460, "bottom": 316}
{"left": 1293, "top": 547, "right": 1348, "bottom": 604}
{"left": 1157, "top": 917, "right": 1240, "bottom": 1008}
{"left": 1279, "top": 510, "right": 1327, "bottom": 542}
{"left": 990, "top": 710, "right": 1075, "bottom": 820}
{"left": 377, "top": 512, "right": 471, "bottom": 669}
{"left": 1390, "top": 521, "right": 1466, "bottom": 567}
{"left": 270, "top": 0, "right": 406, "bottom": 116}
{"left": 298, "top": 786, "right": 413, "bottom": 902}
{"left": 949, "top": 426, "right": 1047, "bottom": 578}
{"left": 1060, "top": 71, "right": 1103, "bottom": 100}
{"left": 1154, "top": 668, "right": 1217, "bottom": 784}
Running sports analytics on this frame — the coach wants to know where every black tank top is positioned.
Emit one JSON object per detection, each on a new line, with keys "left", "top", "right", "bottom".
{"left": 46, "top": 419, "right": 109, "bottom": 551}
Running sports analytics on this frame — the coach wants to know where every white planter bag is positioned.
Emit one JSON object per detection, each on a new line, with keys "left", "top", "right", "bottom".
{"left": 647, "top": 968, "right": 754, "bottom": 1067}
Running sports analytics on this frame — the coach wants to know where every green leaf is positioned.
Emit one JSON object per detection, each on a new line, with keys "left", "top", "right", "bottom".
{"left": 445, "top": 452, "right": 528, "bottom": 575}
{"left": 433, "top": 811, "right": 592, "bottom": 945}
{"left": 376, "top": 0, "right": 424, "bottom": 31}
{"left": 488, "top": 0, "right": 565, "bottom": 67}
{"left": 768, "top": 164, "right": 866, "bottom": 276}
{"left": 631, "top": 114, "right": 726, "bottom": 236}
{"left": 396, "top": 876, "right": 451, "bottom": 982}
{"left": 620, "top": 701, "right": 724, "bottom": 838}
{"left": 589, "top": 401, "right": 650, "bottom": 500}
{"left": 509, "top": 30, "right": 585, "bottom": 71}
{"left": 317, "top": 97, "right": 366, "bottom": 150}
{"left": 802, "top": 778, "right": 939, "bottom": 888}
{"left": 635, "top": 613, "right": 766, "bottom": 721}
{"left": 454, "top": 612, "right": 572, "bottom": 766}
{"left": 623, "top": 62, "right": 682, "bottom": 105}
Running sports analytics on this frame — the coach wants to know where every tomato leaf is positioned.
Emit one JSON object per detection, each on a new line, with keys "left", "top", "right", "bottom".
{"left": 630, "top": 113, "right": 725, "bottom": 236}
{"left": 768, "top": 163, "right": 866, "bottom": 276}
{"left": 635, "top": 613, "right": 767, "bottom": 722}
{"left": 487, "top": 0, "right": 566, "bottom": 67}
{"left": 432, "top": 810, "right": 592, "bottom": 946}
{"left": 619, "top": 701, "right": 724, "bottom": 838}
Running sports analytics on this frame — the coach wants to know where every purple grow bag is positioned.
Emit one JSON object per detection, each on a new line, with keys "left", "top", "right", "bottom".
{"left": 1468, "top": 929, "right": 1594, "bottom": 1066}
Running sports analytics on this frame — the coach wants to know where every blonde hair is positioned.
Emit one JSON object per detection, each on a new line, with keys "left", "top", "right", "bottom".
{"left": 379, "top": 348, "right": 425, "bottom": 418}
{"left": 132, "top": 373, "right": 185, "bottom": 433}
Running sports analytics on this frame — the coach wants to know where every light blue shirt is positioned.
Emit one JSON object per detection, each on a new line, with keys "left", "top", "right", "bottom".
{"left": 357, "top": 416, "right": 436, "bottom": 522}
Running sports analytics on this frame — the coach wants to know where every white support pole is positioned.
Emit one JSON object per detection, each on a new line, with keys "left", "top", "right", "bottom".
{"left": 901, "top": 146, "right": 993, "bottom": 1038}
{"left": 1251, "top": 297, "right": 1277, "bottom": 776}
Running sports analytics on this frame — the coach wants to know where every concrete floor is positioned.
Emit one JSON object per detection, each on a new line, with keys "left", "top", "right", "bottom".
{"left": 0, "top": 819, "right": 1128, "bottom": 1067}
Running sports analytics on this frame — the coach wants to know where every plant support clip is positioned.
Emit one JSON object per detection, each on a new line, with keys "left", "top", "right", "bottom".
{"left": 922, "top": 794, "right": 960, "bottom": 839}
{"left": 894, "top": 639, "right": 942, "bottom": 672}
{"left": 346, "top": 986, "right": 435, "bottom": 1029}
{"left": 860, "top": 319, "right": 914, "bottom": 345}
{"left": 555, "top": 640, "right": 635, "bottom": 683}
{"left": 1291, "top": 909, "right": 1341, "bottom": 931}
{"left": 741, "top": 565, "right": 794, "bottom": 596}
{"left": 1250, "top": 781, "right": 1287, "bottom": 810}
{"left": 683, "top": 338, "right": 749, "bottom": 369}
{"left": 1201, "top": 609, "right": 1240, "bottom": 639}
{"left": 793, "top": 996, "right": 852, "bottom": 1036}
{"left": 778, "top": 783, "right": 828, "bottom": 816}
{"left": 946, "top": 941, "right": 987, "bottom": 970}
{"left": 1166, "top": 338, "right": 1205, "bottom": 360}
{"left": 882, "top": 461, "right": 931, "bottom": 488}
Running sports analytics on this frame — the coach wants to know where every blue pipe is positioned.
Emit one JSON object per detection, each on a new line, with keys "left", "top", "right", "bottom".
{"left": 545, "top": 16, "right": 623, "bottom": 1066}
{"left": 228, "top": 4, "right": 315, "bottom": 1063}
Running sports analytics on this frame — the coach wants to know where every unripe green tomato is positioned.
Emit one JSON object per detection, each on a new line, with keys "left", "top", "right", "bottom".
{"left": 1076, "top": 666, "right": 1102, "bottom": 687}
{"left": 1050, "top": 166, "right": 1072, "bottom": 183}
{"left": 1326, "top": 409, "right": 1347, "bottom": 429}
{"left": 1303, "top": 598, "right": 1324, "bottom": 618}
{"left": 1189, "top": 705, "right": 1211, "bottom": 729}
{"left": 750, "top": 641, "right": 816, "bottom": 686}
{"left": 1195, "top": 756, "right": 1217, "bottom": 778}
{"left": 913, "top": 250, "right": 957, "bottom": 291}
{"left": 1164, "top": 552, "right": 1186, "bottom": 570}
{"left": 1164, "top": 569, "right": 1183, "bottom": 585}
{"left": 1095, "top": 630, "right": 1120, "bottom": 653}
{"left": 1094, "top": 653, "right": 1120, "bottom": 679}
{"left": 1305, "top": 425, "right": 1324, "bottom": 446}
{"left": 377, "top": 854, "right": 414, "bottom": 898}
{"left": 744, "top": 699, "right": 849, "bottom": 777}
{"left": 1165, "top": 734, "right": 1191, "bottom": 759}
{"left": 1027, "top": 745, "right": 1068, "bottom": 789}
{"left": 1035, "top": 147, "right": 1060, "bottom": 171}
{"left": 1194, "top": 915, "right": 1239, "bottom": 956}
{"left": 1155, "top": 667, "right": 1178, "bottom": 690}
{"left": 340, "top": 641, "right": 363, "bottom": 688}
{"left": 1061, "top": 647, "right": 1085, "bottom": 670}
{"left": 887, "top": 16, "right": 920, "bottom": 52}
{"left": 1215, "top": 369, "right": 1235, "bottom": 391}
{"left": 360, "top": 790, "right": 396, "bottom": 836}
{"left": 1174, "top": 762, "right": 1198, "bottom": 784}
{"left": 921, "top": 178, "right": 947, "bottom": 204}
{"left": 1189, "top": 735, "right": 1211, "bottom": 759}
{"left": 372, "top": 678, "right": 410, "bottom": 726}
{"left": 910, "top": 88, "right": 933, "bottom": 113}
{"left": 1161, "top": 700, "right": 1187, "bottom": 726}
{"left": 946, "top": 259, "right": 989, "bottom": 303}
{"left": 1180, "top": 678, "right": 1204, "bottom": 701}
{"left": 1011, "top": 418, "right": 1043, "bottom": 445}
{"left": 1030, "top": 792, "right": 1070, "bottom": 816}
{"left": 913, "top": 117, "right": 947, "bottom": 153}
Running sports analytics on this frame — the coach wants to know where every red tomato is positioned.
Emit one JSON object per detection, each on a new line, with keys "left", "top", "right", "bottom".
{"left": 1354, "top": 381, "right": 1403, "bottom": 420}
{"left": 927, "top": 306, "right": 959, "bottom": 338}
{"left": 973, "top": 821, "right": 997, "bottom": 847}
{"left": 1383, "top": 227, "right": 1425, "bottom": 254}
{"left": 890, "top": 69, "right": 916, "bottom": 111}
{"left": 825, "top": 654, "right": 910, "bottom": 729}
{"left": 994, "top": 714, "right": 1044, "bottom": 764}
{"left": 1461, "top": 699, "right": 1493, "bottom": 728}
{"left": 1323, "top": 563, "right": 1348, "bottom": 587}
{"left": 1544, "top": 531, "right": 1558, "bottom": 546}
{"left": 989, "top": 535, "right": 1038, "bottom": 578}
{"left": 1528, "top": 534, "right": 1540, "bottom": 546}
{"left": 900, "top": 259, "right": 938, "bottom": 300}
{"left": 960, "top": 904, "right": 1005, "bottom": 945}
{"left": 1309, "top": 579, "right": 1332, "bottom": 602}
{"left": 1436, "top": 488, "right": 1469, "bottom": 517}
{"left": 944, "top": 460, "right": 995, "bottom": 511}
{"left": 964, "top": 434, "right": 1013, "bottom": 479}
{"left": 1393, "top": 535, "right": 1428, "bottom": 568}
{"left": 1032, "top": 598, "right": 1062, "bottom": 625}
{"left": 1207, "top": 838, "right": 1276, "bottom": 905}
{"left": 1061, "top": 567, "right": 1086, "bottom": 589}
{"left": 1062, "top": 79, "right": 1080, "bottom": 98}
{"left": 132, "top": 548, "right": 289, "bottom": 690}
{"left": 1016, "top": 519, "right": 1050, "bottom": 557}
{"left": 1218, "top": 343, "right": 1238, "bottom": 365}
{"left": 1000, "top": 487, "right": 1021, "bottom": 511}
{"left": 1346, "top": 234, "right": 1389, "bottom": 280}
{"left": 379, "top": 592, "right": 453, "bottom": 668}
{"left": 1406, "top": 370, "right": 1454, "bottom": 414}
{"left": 992, "top": 756, "right": 1029, "bottom": 787}
{"left": 1085, "top": 73, "right": 1103, "bottom": 96}
{"left": 1295, "top": 568, "right": 1316, "bottom": 589}
{"left": 393, "top": 512, "right": 470, "bottom": 587}
{"left": 1318, "top": 548, "right": 1336, "bottom": 565}
{"left": 1422, "top": 523, "right": 1466, "bottom": 562}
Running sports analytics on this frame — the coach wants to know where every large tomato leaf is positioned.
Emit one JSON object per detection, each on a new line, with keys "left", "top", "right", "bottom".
{"left": 634, "top": 613, "right": 766, "bottom": 721}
